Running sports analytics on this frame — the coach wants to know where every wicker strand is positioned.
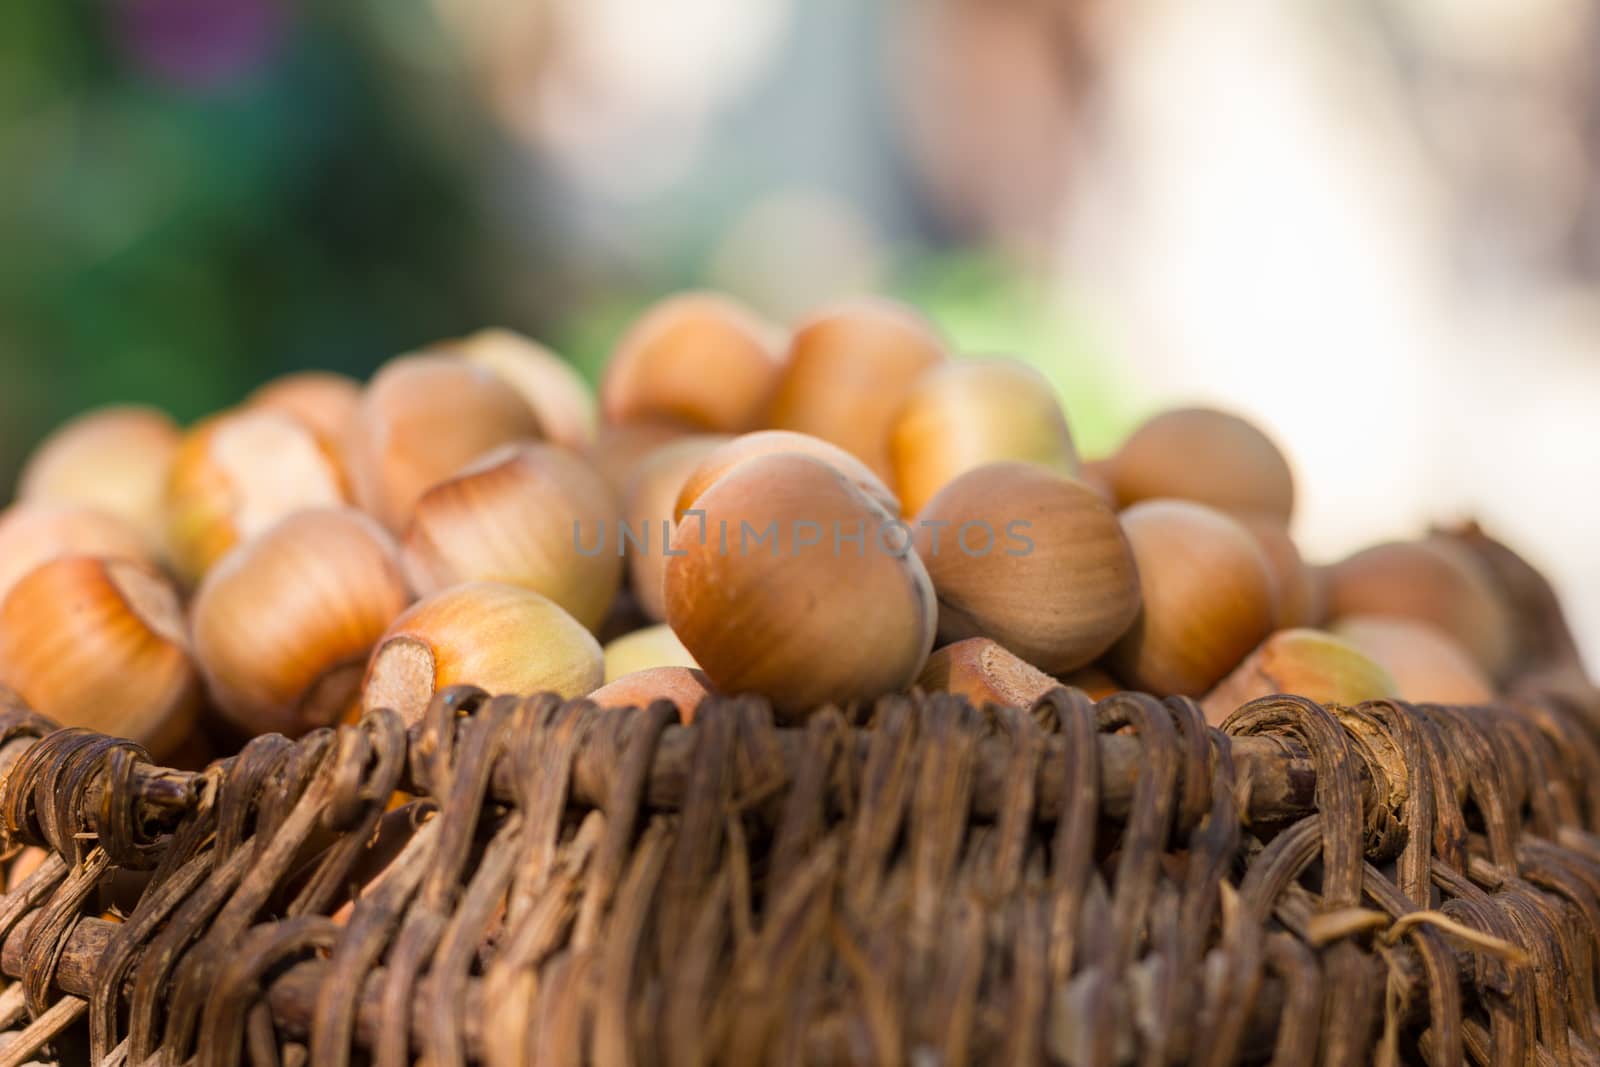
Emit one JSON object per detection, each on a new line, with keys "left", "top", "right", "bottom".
{"left": 0, "top": 680, "right": 1598, "bottom": 1064}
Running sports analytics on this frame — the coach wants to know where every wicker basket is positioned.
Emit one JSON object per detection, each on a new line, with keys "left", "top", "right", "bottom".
{"left": 0, "top": 526, "right": 1595, "bottom": 1066}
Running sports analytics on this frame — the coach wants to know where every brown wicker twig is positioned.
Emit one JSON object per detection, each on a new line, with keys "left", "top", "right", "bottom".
{"left": 0, "top": 669, "right": 1595, "bottom": 1065}
{"left": 1, "top": 710, "right": 1322, "bottom": 854}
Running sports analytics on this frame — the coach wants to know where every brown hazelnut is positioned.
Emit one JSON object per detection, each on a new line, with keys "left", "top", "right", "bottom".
{"left": 584, "top": 420, "right": 697, "bottom": 506}
{"left": 1331, "top": 616, "right": 1496, "bottom": 705}
{"left": 602, "top": 623, "right": 700, "bottom": 682}
{"left": 0, "top": 503, "right": 153, "bottom": 606}
{"left": 401, "top": 443, "right": 621, "bottom": 631}
{"left": 602, "top": 293, "right": 783, "bottom": 432}
{"left": 1239, "top": 516, "right": 1325, "bottom": 629}
{"left": 1108, "top": 407, "right": 1295, "bottom": 521}
{"left": 587, "top": 666, "right": 714, "bottom": 720}
{"left": 673, "top": 430, "right": 900, "bottom": 523}
{"left": 913, "top": 463, "right": 1140, "bottom": 674}
{"left": 1201, "top": 628, "right": 1398, "bottom": 724}
{"left": 664, "top": 453, "right": 936, "bottom": 715}
{"left": 916, "top": 637, "right": 1057, "bottom": 710}
{"left": 1058, "top": 665, "right": 1122, "bottom": 701}
{"left": 246, "top": 370, "right": 362, "bottom": 451}
{"left": 889, "top": 358, "right": 1079, "bottom": 516}
{"left": 17, "top": 404, "right": 181, "bottom": 556}
{"left": 345, "top": 354, "right": 543, "bottom": 531}
{"left": 0, "top": 556, "right": 197, "bottom": 758}
{"left": 765, "top": 297, "right": 948, "bottom": 481}
{"left": 361, "top": 582, "right": 603, "bottom": 725}
{"left": 447, "top": 327, "right": 597, "bottom": 450}
{"left": 166, "top": 408, "right": 349, "bottom": 583}
{"left": 621, "top": 436, "right": 732, "bottom": 621}
{"left": 1107, "top": 500, "right": 1278, "bottom": 696}
{"left": 190, "top": 508, "right": 411, "bottom": 737}
{"left": 1325, "top": 538, "right": 1514, "bottom": 679}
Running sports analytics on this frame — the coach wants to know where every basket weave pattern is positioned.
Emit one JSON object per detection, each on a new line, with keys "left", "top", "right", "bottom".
{"left": 1, "top": 673, "right": 1599, "bottom": 1065}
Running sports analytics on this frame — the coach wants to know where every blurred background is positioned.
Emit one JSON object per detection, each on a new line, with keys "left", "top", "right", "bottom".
{"left": 1, "top": 0, "right": 1596, "bottom": 668}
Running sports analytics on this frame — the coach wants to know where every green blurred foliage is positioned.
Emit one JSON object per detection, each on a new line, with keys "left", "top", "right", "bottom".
{"left": 0, "top": 2, "right": 497, "bottom": 494}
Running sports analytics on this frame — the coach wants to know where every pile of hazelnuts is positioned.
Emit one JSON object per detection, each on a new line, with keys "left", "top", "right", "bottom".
{"left": 0, "top": 294, "right": 1516, "bottom": 763}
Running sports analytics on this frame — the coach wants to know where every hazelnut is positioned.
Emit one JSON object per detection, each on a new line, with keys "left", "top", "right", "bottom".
{"left": 0, "top": 556, "right": 197, "bottom": 759}
{"left": 191, "top": 508, "right": 410, "bottom": 737}
{"left": 17, "top": 404, "right": 181, "bottom": 556}
{"left": 446, "top": 327, "right": 597, "bottom": 450}
{"left": 361, "top": 582, "right": 603, "bottom": 725}
{"left": 1331, "top": 616, "right": 1495, "bottom": 705}
{"left": 916, "top": 637, "right": 1057, "bottom": 710}
{"left": 672, "top": 430, "right": 900, "bottom": 523}
{"left": 166, "top": 408, "right": 349, "bottom": 583}
{"left": 1058, "top": 665, "right": 1122, "bottom": 701}
{"left": 1077, "top": 458, "right": 1117, "bottom": 508}
{"left": 621, "top": 436, "right": 732, "bottom": 622}
{"left": 246, "top": 370, "right": 362, "bottom": 451}
{"left": 664, "top": 452, "right": 936, "bottom": 715}
{"left": 587, "top": 666, "right": 714, "bottom": 720}
{"left": 912, "top": 463, "right": 1140, "bottom": 674}
{"left": 1201, "top": 628, "right": 1399, "bottom": 724}
{"left": 1107, "top": 500, "right": 1278, "bottom": 696}
{"left": 1239, "top": 516, "right": 1325, "bottom": 629}
{"left": 766, "top": 297, "right": 948, "bottom": 481}
{"left": 401, "top": 443, "right": 621, "bottom": 631}
{"left": 602, "top": 293, "right": 783, "bottom": 432}
{"left": 0, "top": 503, "right": 153, "bottom": 606}
{"left": 344, "top": 354, "right": 543, "bottom": 531}
{"left": 584, "top": 420, "right": 696, "bottom": 506}
{"left": 889, "top": 358, "right": 1079, "bottom": 515}
{"left": 1108, "top": 407, "right": 1295, "bottom": 521}
{"left": 6, "top": 847, "right": 50, "bottom": 893}
{"left": 602, "top": 623, "right": 700, "bottom": 682}
{"left": 1325, "top": 538, "right": 1514, "bottom": 679}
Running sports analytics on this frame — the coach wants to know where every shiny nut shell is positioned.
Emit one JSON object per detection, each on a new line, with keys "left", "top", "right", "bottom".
{"left": 664, "top": 452, "right": 936, "bottom": 715}
{"left": 913, "top": 463, "right": 1140, "bottom": 674}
